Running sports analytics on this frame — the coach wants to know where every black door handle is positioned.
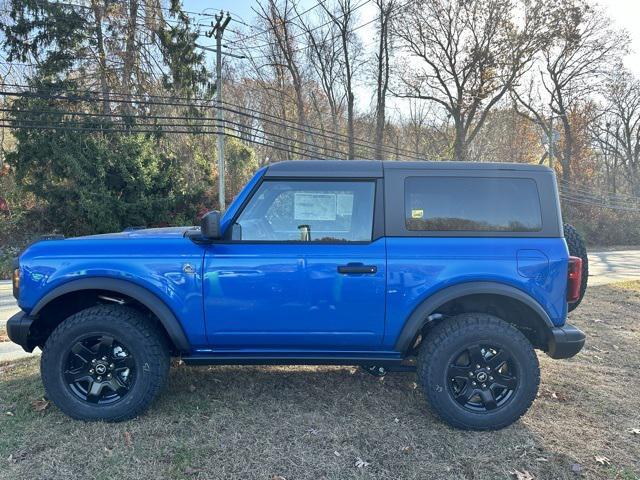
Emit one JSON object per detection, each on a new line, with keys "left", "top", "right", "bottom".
{"left": 337, "top": 263, "right": 377, "bottom": 274}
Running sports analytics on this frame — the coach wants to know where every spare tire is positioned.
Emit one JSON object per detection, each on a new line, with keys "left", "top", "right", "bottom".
{"left": 563, "top": 223, "right": 588, "bottom": 311}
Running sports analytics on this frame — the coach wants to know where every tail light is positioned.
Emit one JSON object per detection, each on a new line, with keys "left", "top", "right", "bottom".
{"left": 567, "top": 256, "right": 582, "bottom": 303}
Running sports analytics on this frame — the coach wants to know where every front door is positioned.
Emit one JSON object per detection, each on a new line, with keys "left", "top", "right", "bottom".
{"left": 203, "top": 179, "right": 386, "bottom": 350}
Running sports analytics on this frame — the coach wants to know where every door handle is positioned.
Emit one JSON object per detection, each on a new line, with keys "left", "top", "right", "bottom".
{"left": 337, "top": 263, "right": 377, "bottom": 274}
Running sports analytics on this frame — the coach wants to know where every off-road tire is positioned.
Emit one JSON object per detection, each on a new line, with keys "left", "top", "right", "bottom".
{"left": 41, "top": 304, "right": 170, "bottom": 422}
{"left": 564, "top": 223, "right": 588, "bottom": 311}
{"left": 417, "top": 313, "right": 540, "bottom": 431}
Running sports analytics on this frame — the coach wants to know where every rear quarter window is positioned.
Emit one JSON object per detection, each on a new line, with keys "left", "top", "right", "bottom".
{"left": 405, "top": 176, "right": 542, "bottom": 232}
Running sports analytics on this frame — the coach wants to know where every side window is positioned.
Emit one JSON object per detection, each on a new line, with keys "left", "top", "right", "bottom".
{"left": 405, "top": 176, "right": 542, "bottom": 232}
{"left": 235, "top": 180, "right": 375, "bottom": 242}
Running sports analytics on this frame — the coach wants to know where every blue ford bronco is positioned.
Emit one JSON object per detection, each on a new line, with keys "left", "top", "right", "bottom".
{"left": 7, "top": 160, "right": 587, "bottom": 430}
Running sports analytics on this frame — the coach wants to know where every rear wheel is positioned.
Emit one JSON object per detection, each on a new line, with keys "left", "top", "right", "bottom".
{"left": 564, "top": 223, "right": 588, "bottom": 311}
{"left": 417, "top": 313, "right": 539, "bottom": 430}
{"left": 41, "top": 305, "right": 170, "bottom": 422}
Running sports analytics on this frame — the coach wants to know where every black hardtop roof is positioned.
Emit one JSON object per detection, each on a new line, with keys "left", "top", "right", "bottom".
{"left": 264, "top": 160, "right": 552, "bottom": 178}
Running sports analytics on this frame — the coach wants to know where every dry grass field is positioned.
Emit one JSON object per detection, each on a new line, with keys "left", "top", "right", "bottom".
{"left": 0, "top": 282, "right": 639, "bottom": 480}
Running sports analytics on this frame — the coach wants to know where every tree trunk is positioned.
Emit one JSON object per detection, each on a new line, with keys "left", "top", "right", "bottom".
{"left": 123, "top": 0, "right": 139, "bottom": 112}
{"left": 374, "top": 1, "right": 391, "bottom": 160}
{"left": 453, "top": 120, "right": 467, "bottom": 161}
{"left": 91, "top": 0, "right": 110, "bottom": 115}
{"left": 561, "top": 116, "right": 572, "bottom": 184}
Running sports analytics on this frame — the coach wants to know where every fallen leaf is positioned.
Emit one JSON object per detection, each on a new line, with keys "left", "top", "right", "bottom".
{"left": 333, "top": 451, "right": 341, "bottom": 457}
{"left": 394, "top": 417, "right": 400, "bottom": 423}
{"left": 355, "top": 458, "right": 369, "bottom": 468}
{"left": 401, "top": 446, "right": 413, "bottom": 454}
{"left": 537, "top": 388, "right": 568, "bottom": 402}
{"left": 188, "top": 384, "right": 196, "bottom": 393}
{"left": 270, "top": 476, "right": 286, "bottom": 480}
{"left": 630, "top": 428, "right": 640, "bottom": 435}
{"left": 184, "top": 466, "right": 202, "bottom": 476}
{"left": 571, "top": 463, "right": 583, "bottom": 475}
{"left": 595, "top": 456, "right": 611, "bottom": 466}
{"left": 31, "top": 399, "right": 50, "bottom": 413}
{"left": 124, "top": 431, "right": 133, "bottom": 447}
{"left": 5, "top": 411, "right": 14, "bottom": 416}
{"left": 510, "top": 469, "right": 534, "bottom": 480}
{"left": 306, "top": 428, "right": 319, "bottom": 435}
{"left": 536, "top": 457, "right": 548, "bottom": 462}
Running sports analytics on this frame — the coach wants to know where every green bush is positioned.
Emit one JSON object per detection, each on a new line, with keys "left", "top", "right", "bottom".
{"left": 562, "top": 201, "right": 640, "bottom": 246}
{"left": 7, "top": 125, "right": 209, "bottom": 236}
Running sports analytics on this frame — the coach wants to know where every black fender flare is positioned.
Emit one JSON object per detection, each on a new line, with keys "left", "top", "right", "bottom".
{"left": 394, "top": 281, "right": 554, "bottom": 353}
{"left": 31, "top": 277, "right": 191, "bottom": 353}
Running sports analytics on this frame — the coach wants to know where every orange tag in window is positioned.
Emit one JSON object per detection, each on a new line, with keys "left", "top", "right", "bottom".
{"left": 411, "top": 209, "right": 424, "bottom": 219}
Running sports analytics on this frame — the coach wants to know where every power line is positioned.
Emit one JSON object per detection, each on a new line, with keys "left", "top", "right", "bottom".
{"left": 0, "top": 86, "right": 425, "bottom": 159}
{"left": 219, "top": 99, "right": 424, "bottom": 160}
{"left": 558, "top": 179, "right": 640, "bottom": 202}
{"left": 240, "top": 0, "right": 372, "bottom": 55}
{"left": 225, "top": 0, "right": 332, "bottom": 47}
{"left": 559, "top": 183, "right": 640, "bottom": 207}
{"left": 0, "top": 120, "right": 322, "bottom": 159}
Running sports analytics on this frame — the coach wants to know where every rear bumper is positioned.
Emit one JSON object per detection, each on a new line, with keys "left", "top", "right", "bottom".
{"left": 546, "top": 323, "right": 585, "bottom": 359}
{"left": 6, "top": 311, "right": 36, "bottom": 352}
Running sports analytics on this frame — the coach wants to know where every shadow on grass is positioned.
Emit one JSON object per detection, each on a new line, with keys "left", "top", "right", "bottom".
{"left": 0, "top": 359, "right": 604, "bottom": 480}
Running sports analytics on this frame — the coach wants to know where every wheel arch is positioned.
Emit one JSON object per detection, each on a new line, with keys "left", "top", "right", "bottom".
{"left": 29, "top": 278, "right": 190, "bottom": 353}
{"left": 395, "top": 282, "right": 554, "bottom": 354}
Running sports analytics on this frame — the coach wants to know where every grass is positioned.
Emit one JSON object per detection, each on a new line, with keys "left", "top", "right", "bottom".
{"left": 1, "top": 283, "right": 639, "bottom": 480}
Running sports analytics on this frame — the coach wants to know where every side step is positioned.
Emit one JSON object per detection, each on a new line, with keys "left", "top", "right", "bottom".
{"left": 182, "top": 354, "right": 404, "bottom": 367}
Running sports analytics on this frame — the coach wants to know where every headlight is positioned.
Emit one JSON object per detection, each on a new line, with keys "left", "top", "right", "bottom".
{"left": 12, "top": 267, "right": 20, "bottom": 300}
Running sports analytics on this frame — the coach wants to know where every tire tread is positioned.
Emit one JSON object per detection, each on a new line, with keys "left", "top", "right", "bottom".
{"left": 41, "top": 304, "right": 170, "bottom": 422}
{"left": 417, "top": 313, "right": 540, "bottom": 430}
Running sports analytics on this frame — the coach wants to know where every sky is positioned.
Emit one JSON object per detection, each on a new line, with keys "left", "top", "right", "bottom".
{"left": 181, "top": 0, "right": 640, "bottom": 116}
{"left": 598, "top": 0, "right": 640, "bottom": 76}
{"left": 182, "top": 0, "right": 640, "bottom": 73}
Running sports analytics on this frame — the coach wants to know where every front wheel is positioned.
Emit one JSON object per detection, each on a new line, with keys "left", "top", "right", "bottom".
{"left": 417, "top": 313, "right": 540, "bottom": 430}
{"left": 41, "top": 305, "right": 170, "bottom": 422}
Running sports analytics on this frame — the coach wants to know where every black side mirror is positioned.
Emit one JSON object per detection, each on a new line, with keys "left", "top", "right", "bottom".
{"left": 201, "top": 211, "right": 222, "bottom": 239}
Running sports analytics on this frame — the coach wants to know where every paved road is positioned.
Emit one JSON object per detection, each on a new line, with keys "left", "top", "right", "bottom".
{"left": 586, "top": 250, "right": 640, "bottom": 286}
{"left": 1, "top": 250, "right": 639, "bottom": 363}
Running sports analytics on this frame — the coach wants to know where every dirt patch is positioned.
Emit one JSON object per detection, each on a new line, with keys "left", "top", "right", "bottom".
{"left": 0, "top": 323, "right": 8, "bottom": 342}
{"left": 0, "top": 282, "right": 639, "bottom": 480}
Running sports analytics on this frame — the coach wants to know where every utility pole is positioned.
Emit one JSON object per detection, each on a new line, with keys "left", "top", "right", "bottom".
{"left": 207, "top": 11, "right": 231, "bottom": 211}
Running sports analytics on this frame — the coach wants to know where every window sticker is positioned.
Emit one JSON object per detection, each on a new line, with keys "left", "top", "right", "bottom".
{"left": 411, "top": 209, "right": 424, "bottom": 219}
{"left": 294, "top": 192, "right": 337, "bottom": 221}
{"left": 336, "top": 193, "right": 354, "bottom": 216}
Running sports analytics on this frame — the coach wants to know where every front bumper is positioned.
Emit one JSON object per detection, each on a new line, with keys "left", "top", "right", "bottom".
{"left": 546, "top": 323, "right": 585, "bottom": 359}
{"left": 6, "top": 311, "right": 36, "bottom": 352}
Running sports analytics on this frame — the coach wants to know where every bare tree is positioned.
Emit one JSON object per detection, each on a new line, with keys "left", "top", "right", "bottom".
{"left": 321, "top": 0, "right": 362, "bottom": 159}
{"left": 298, "top": 6, "right": 346, "bottom": 157}
{"left": 373, "top": 0, "right": 394, "bottom": 159}
{"left": 90, "top": 0, "right": 111, "bottom": 115}
{"left": 255, "top": 0, "right": 315, "bottom": 156}
{"left": 592, "top": 70, "right": 640, "bottom": 196}
{"left": 393, "top": 0, "right": 545, "bottom": 161}
{"left": 513, "top": 0, "right": 628, "bottom": 183}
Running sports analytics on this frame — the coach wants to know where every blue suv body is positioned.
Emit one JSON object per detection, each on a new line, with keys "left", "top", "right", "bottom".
{"left": 7, "top": 160, "right": 586, "bottom": 429}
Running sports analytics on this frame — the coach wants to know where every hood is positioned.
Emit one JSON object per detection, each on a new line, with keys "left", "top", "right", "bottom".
{"left": 71, "top": 226, "right": 196, "bottom": 241}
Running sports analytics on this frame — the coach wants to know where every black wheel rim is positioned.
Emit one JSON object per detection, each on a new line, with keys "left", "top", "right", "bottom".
{"left": 63, "top": 334, "right": 136, "bottom": 405}
{"left": 447, "top": 344, "right": 518, "bottom": 413}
